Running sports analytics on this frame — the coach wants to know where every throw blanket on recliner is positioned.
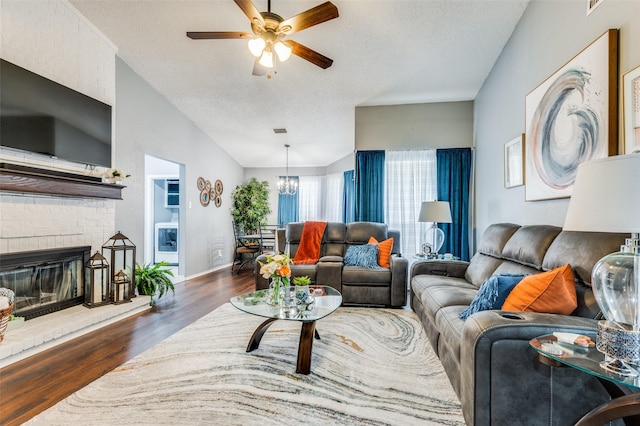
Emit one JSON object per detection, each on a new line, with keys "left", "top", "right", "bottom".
{"left": 293, "top": 221, "right": 327, "bottom": 265}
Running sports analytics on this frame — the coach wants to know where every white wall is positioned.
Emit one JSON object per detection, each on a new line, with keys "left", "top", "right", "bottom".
{"left": 0, "top": 0, "right": 117, "bottom": 254}
{"left": 355, "top": 101, "right": 474, "bottom": 150}
{"left": 243, "top": 166, "right": 326, "bottom": 226}
{"left": 474, "top": 0, "right": 640, "bottom": 236}
{"left": 115, "top": 58, "right": 244, "bottom": 276}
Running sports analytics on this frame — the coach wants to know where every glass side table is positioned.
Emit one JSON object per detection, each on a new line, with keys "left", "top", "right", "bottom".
{"left": 530, "top": 334, "right": 640, "bottom": 425}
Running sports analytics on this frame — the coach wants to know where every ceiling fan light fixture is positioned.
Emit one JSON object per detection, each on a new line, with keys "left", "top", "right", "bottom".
{"left": 274, "top": 41, "right": 292, "bottom": 62}
{"left": 259, "top": 49, "right": 274, "bottom": 68}
{"left": 247, "top": 37, "right": 266, "bottom": 57}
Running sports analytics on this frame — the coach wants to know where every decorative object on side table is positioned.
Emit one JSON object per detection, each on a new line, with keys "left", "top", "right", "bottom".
{"left": 418, "top": 201, "right": 452, "bottom": 258}
{"left": 259, "top": 253, "right": 292, "bottom": 306}
{"left": 564, "top": 153, "right": 640, "bottom": 376}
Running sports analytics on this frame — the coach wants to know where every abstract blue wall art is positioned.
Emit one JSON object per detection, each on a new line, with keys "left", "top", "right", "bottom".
{"left": 525, "top": 29, "right": 618, "bottom": 201}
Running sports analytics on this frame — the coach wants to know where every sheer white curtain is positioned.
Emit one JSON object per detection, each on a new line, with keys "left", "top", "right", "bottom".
{"left": 324, "top": 172, "right": 343, "bottom": 222}
{"left": 298, "top": 175, "right": 325, "bottom": 221}
{"left": 384, "top": 150, "right": 437, "bottom": 258}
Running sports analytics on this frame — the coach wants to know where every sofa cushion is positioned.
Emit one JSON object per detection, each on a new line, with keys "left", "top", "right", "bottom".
{"left": 464, "top": 253, "right": 504, "bottom": 288}
{"left": 502, "top": 264, "right": 577, "bottom": 314}
{"left": 476, "top": 223, "right": 520, "bottom": 257}
{"left": 459, "top": 274, "right": 526, "bottom": 320}
{"left": 346, "top": 222, "right": 387, "bottom": 245}
{"left": 501, "top": 225, "right": 561, "bottom": 269}
{"left": 343, "top": 244, "right": 380, "bottom": 269}
{"left": 342, "top": 266, "right": 391, "bottom": 285}
{"left": 368, "top": 236, "right": 393, "bottom": 268}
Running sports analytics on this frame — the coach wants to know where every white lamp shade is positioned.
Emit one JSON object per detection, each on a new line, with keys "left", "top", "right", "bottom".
{"left": 563, "top": 154, "right": 640, "bottom": 233}
{"left": 259, "top": 49, "right": 274, "bottom": 68}
{"left": 274, "top": 41, "right": 292, "bottom": 61}
{"left": 247, "top": 38, "right": 265, "bottom": 57}
{"left": 418, "top": 201, "right": 452, "bottom": 223}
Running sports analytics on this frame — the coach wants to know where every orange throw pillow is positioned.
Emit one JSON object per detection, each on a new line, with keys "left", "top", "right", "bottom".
{"left": 368, "top": 236, "right": 394, "bottom": 268}
{"left": 501, "top": 264, "right": 577, "bottom": 314}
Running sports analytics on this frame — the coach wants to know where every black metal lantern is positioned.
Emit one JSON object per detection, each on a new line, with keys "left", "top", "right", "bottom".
{"left": 85, "top": 251, "right": 110, "bottom": 308}
{"left": 112, "top": 269, "right": 132, "bottom": 304}
{"left": 102, "top": 231, "right": 137, "bottom": 297}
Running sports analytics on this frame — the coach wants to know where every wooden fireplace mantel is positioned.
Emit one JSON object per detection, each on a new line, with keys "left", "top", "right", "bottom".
{"left": 0, "top": 163, "right": 124, "bottom": 200}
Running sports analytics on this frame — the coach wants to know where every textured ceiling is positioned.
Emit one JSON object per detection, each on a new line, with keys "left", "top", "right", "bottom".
{"left": 70, "top": 0, "right": 530, "bottom": 168}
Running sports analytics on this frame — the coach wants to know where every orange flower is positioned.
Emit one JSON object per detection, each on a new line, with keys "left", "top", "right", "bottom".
{"left": 277, "top": 264, "right": 291, "bottom": 277}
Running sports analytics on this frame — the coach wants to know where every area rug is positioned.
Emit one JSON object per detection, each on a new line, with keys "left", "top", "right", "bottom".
{"left": 26, "top": 304, "right": 464, "bottom": 425}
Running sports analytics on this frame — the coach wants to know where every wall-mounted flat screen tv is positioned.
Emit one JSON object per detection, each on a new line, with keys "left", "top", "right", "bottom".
{"left": 1, "top": 59, "right": 112, "bottom": 168}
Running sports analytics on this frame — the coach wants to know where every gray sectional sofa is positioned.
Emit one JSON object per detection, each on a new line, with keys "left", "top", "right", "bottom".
{"left": 255, "top": 221, "right": 408, "bottom": 307}
{"left": 410, "top": 223, "right": 629, "bottom": 426}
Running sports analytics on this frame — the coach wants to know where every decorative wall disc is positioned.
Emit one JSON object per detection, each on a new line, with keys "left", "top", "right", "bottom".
{"left": 214, "top": 195, "right": 222, "bottom": 208}
{"left": 205, "top": 180, "right": 212, "bottom": 191}
{"left": 197, "top": 177, "right": 205, "bottom": 191}
{"left": 200, "top": 189, "right": 210, "bottom": 206}
{"left": 214, "top": 179, "right": 224, "bottom": 195}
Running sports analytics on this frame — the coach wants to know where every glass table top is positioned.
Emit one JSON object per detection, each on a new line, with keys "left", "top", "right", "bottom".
{"left": 530, "top": 334, "right": 640, "bottom": 390}
{"left": 230, "top": 285, "right": 342, "bottom": 322}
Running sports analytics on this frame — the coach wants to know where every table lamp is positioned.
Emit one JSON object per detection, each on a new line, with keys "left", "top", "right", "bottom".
{"left": 418, "top": 201, "right": 452, "bottom": 258}
{"left": 563, "top": 153, "right": 640, "bottom": 376}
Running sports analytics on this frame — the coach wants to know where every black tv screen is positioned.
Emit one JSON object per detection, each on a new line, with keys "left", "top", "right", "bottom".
{"left": 1, "top": 59, "right": 112, "bottom": 168}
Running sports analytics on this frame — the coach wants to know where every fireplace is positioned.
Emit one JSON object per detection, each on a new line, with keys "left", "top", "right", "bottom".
{"left": 0, "top": 246, "right": 90, "bottom": 320}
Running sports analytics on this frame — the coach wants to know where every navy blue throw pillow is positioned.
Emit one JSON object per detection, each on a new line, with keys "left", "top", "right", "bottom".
{"left": 459, "top": 274, "right": 527, "bottom": 320}
{"left": 343, "top": 244, "right": 380, "bottom": 269}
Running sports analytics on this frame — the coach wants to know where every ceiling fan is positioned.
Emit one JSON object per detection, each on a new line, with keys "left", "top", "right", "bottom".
{"left": 186, "top": 0, "right": 339, "bottom": 76}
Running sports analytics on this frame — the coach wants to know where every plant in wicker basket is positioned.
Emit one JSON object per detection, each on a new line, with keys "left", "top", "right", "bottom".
{"left": 0, "top": 288, "right": 15, "bottom": 343}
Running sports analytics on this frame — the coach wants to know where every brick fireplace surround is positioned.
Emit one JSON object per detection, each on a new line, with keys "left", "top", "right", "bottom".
{"left": 0, "top": 156, "right": 151, "bottom": 367}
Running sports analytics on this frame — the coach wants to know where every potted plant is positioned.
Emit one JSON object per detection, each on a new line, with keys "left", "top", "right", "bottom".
{"left": 231, "top": 178, "right": 271, "bottom": 234}
{"left": 293, "top": 275, "right": 311, "bottom": 303}
{"left": 134, "top": 261, "right": 175, "bottom": 305}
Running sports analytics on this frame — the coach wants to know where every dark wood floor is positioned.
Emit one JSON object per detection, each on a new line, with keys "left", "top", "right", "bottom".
{"left": 0, "top": 267, "right": 254, "bottom": 426}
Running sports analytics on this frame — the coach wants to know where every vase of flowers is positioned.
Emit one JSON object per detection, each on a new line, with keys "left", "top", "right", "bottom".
{"left": 259, "top": 254, "right": 292, "bottom": 306}
{"left": 103, "top": 168, "right": 131, "bottom": 184}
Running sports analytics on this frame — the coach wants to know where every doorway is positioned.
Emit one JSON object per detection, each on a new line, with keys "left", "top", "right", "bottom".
{"left": 144, "top": 155, "right": 185, "bottom": 280}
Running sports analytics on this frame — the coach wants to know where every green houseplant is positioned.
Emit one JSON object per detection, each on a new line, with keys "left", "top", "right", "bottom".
{"left": 231, "top": 178, "right": 271, "bottom": 234}
{"left": 135, "top": 261, "right": 175, "bottom": 305}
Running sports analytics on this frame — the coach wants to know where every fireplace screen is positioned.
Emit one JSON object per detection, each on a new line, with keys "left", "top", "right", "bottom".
{"left": 0, "top": 247, "right": 89, "bottom": 319}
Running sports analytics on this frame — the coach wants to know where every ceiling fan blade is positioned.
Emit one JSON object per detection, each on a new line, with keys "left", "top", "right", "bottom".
{"left": 252, "top": 59, "right": 267, "bottom": 76}
{"left": 278, "top": 2, "right": 339, "bottom": 35}
{"left": 234, "top": 0, "right": 265, "bottom": 27}
{"left": 187, "top": 31, "right": 252, "bottom": 40}
{"left": 288, "top": 40, "right": 333, "bottom": 69}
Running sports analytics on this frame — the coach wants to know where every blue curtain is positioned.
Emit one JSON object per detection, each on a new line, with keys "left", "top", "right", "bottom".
{"left": 437, "top": 148, "right": 473, "bottom": 261}
{"left": 342, "top": 170, "right": 355, "bottom": 223}
{"left": 355, "top": 151, "right": 385, "bottom": 223}
{"left": 277, "top": 176, "right": 299, "bottom": 227}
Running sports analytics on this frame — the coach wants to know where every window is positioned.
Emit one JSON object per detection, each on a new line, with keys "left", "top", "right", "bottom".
{"left": 384, "top": 150, "right": 437, "bottom": 258}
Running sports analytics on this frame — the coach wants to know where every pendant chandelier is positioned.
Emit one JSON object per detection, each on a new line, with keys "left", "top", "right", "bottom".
{"left": 277, "top": 144, "right": 297, "bottom": 195}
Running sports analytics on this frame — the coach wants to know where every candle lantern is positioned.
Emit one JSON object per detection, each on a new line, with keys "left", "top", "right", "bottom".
{"left": 85, "top": 251, "right": 110, "bottom": 308}
{"left": 112, "top": 269, "right": 133, "bottom": 304}
{"left": 102, "top": 231, "right": 137, "bottom": 297}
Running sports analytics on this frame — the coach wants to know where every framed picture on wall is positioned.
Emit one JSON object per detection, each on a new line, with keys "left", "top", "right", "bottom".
{"left": 524, "top": 29, "right": 618, "bottom": 201}
{"left": 623, "top": 64, "right": 640, "bottom": 154}
{"left": 504, "top": 134, "right": 524, "bottom": 188}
